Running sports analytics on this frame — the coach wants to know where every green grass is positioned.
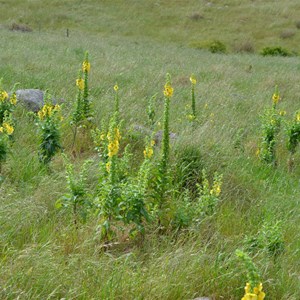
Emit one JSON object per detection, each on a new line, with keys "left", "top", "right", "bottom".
{"left": 0, "top": 1, "right": 300, "bottom": 299}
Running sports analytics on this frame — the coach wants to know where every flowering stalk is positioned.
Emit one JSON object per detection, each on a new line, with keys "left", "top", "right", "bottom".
{"left": 0, "top": 80, "right": 18, "bottom": 124}
{"left": 156, "top": 74, "right": 173, "bottom": 225}
{"left": 82, "top": 51, "right": 92, "bottom": 119}
{"left": 190, "top": 74, "right": 197, "bottom": 120}
{"left": 258, "top": 87, "right": 282, "bottom": 165}
{"left": 236, "top": 250, "right": 266, "bottom": 300}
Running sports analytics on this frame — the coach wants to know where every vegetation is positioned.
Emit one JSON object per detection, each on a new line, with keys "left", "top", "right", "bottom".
{"left": 0, "top": 1, "right": 300, "bottom": 299}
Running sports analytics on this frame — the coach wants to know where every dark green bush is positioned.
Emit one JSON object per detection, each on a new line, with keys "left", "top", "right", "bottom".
{"left": 260, "top": 46, "right": 292, "bottom": 57}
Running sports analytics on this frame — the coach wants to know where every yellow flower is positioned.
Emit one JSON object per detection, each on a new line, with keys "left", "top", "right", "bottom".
{"left": 151, "top": 140, "right": 155, "bottom": 146}
{"left": 243, "top": 293, "right": 258, "bottom": 300}
{"left": 10, "top": 93, "right": 17, "bottom": 105}
{"left": 106, "top": 161, "right": 111, "bottom": 173}
{"left": 279, "top": 110, "right": 286, "bottom": 116}
{"left": 163, "top": 83, "right": 174, "bottom": 98}
{"left": 296, "top": 112, "right": 300, "bottom": 122}
{"left": 100, "top": 133, "right": 105, "bottom": 141}
{"left": 190, "top": 75, "right": 196, "bottom": 85}
{"left": 257, "top": 291, "right": 265, "bottom": 300}
{"left": 108, "top": 140, "right": 119, "bottom": 157}
{"left": 82, "top": 61, "right": 91, "bottom": 73}
{"left": 3, "top": 122, "right": 14, "bottom": 135}
{"left": 188, "top": 114, "right": 195, "bottom": 121}
{"left": 143, "top": 146, "right": 153, "bottom": 159}
{"left": 244, "top": 283, "right": 251, "bottom": 294}
{"left": 272, "top": 93, "right": 280, "bottom": 104}
{"left": 76, "top": 78, "right": 84, "bottom": 90}
{"left": 114, "top": 84, "right": 119, "bottom": 91}
{"left": 0, "top": 91, "right": 8, "bottom": 101}
{"left": 0, "top": 127, "right": 3, "bottom": 133}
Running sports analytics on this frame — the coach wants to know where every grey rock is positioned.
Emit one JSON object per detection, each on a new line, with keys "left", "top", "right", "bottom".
{"left": 15, "top": 89, "right": 45, "bottom": 112}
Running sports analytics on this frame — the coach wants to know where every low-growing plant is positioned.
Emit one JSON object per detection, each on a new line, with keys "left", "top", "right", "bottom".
{"left": 56, "top": 155, "right": 93, "bottom": 228}
{"left": 244, "top": 220, "right": 284, "bottom": 258}
{"left": 36, "top": 92, "right": 62, "bottom": 165}
{"left": 260, "top": 46, "right": 291, "bottom": 57}
{"left": 190, "top": 40, "right": 226, "bottom": 53}
{"left": 236, "top": 250, "right": 266, "bottom": 300}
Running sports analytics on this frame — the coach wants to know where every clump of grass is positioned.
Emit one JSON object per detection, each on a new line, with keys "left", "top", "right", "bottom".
{"left": 280, "top": 29, "right": 296, "bottom": 39}
{"left": 233, "top": 41, "right": 255, "bottom": 53}
{"left": 190, "top": 40, "right": 226, "bottom": 54}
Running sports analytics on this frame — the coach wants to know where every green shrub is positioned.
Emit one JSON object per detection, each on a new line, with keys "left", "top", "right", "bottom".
{"left": 190, "top": 40, "right": 226, "bottom": 54}
{"left": 260, "top": 46, "right": 292, "bottom": 57}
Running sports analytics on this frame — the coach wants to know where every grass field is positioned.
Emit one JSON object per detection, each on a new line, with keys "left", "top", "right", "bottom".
{"left": 0, "top": 1, "right": 300, "bottom": 299}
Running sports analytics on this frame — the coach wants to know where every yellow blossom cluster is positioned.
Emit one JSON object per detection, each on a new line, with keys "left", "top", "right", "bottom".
{"left": 107, "top": 128, "right": 121, "bottom": 158}
{"left": 0, "top": 90, "right": 8, "bottom": 102}
{"left": 0, "top": 122, "right": 14, "bottom": 135}
{"left": 76, "top": 78, "right": 84, "bottom": 90}
{"left": 242, "top": 283, "right": 265, "bottom": 300}
{"left": 82, "top": 61, "right": 91, "bottom": 73}
{"left": 272, "top": 92, "right": 280, "bottom": 105}
{"left": 190, "top": 75, "right": 196, "bottom": 85}
{"left": 114, "top": 84, "right": 119, "bottom": 91}
{"left": 38, "top": 104, "right": 61, "bottom": 120}
{"left": 163, "top": 83, "right": 174, "bottom": 98}
{"left": 143, "top": 141, "right": 155, "bottom": 159}
{"left": 210, "top": 181, "right": 221, "bottom": 196}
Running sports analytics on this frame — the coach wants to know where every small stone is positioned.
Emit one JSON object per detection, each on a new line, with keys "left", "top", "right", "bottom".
{"left": 16, "top": 89, "right": 45, "bottom": 112}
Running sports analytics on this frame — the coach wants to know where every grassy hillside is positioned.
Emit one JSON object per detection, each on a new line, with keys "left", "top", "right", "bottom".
{"left": 0, "top": 1, "right": 300, "bottom": 299}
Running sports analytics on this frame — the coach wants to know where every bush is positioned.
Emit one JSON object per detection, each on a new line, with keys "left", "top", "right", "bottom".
{"left": 295, "top": 21, "right": 300, "bottom": 29}
{"left": 190, "top": 40, "right": 226, "bottom": 54}
{"left": 260, "top": 46, "right": 292, "bottom": 57}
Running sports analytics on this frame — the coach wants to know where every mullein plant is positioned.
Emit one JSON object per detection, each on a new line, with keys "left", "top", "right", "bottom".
{"left": 236, "top": 250, "right": 266, "bottom": 300}
{"left": 155, "top": 74, "right": 173, "bottom": 226}
{"left": 286, "top": 111, "right": 300, "bottom": 170}
{"left": 56, "top": 155, "right": 92, "bottom": 229}
{"left": 97, "top": 114, "right": 121, "bottom": 239}
{"left": 0, "top": 113, "right": 14, "bottom": 172}
{"left": 37, "top": 93, "right": 62, "bottom": 165}
{"left": 195, "top": 169, "right": 223, "bottom": 221}
{"left": 188, "top": 74, "right": 197, "bottom": 122}
{"left": 258, "top": 86, "right": 282, "bottom": 165}
{"left": 119, "top": 139, "right": 154, "bottom": 236}
{"left": 71, "top": 52, "right": 92, "bottom": 147}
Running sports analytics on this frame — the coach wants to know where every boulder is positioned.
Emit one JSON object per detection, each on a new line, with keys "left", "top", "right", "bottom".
{"left": 15, "top": 89, "right": 45, "bottom": 112}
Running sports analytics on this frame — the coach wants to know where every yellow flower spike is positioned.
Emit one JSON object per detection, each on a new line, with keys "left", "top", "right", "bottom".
{"left": 10, "top": 93, "right": 17, "bottom": 105}
{"left": 272, "top": 93, "right": 280, "bottom": 104}
{"left": 3, "top": 122, "right": 14, "bottom": 135}
{"left": 163, "top": 83, "right": 174, "bottom": 98}
{"left": 82, "top": 61, "right": 91, "bottom": 73}
{"left": 244, "top": 283, "right": 251, "bottom": 294}
{"left": 257, "top": 291, "right": 265, "bottom": 300}
{"left": 0, "top": 127, "right": 3, "bottom": 133}
{"left": 2, "top": 91, "right": 8, "bottom": 100}
{"left": 114, "top": 84, "right": 119, "bottom": 91}
{"left": 190, "top": 75, "right": 196, "bottom": 85}
{"left": 244, "top": 293, "right": 258, "bottom": 300}
{"left": 143, "top": 146, "right": 153, "bottom": 159}
{"left": 76, "top": 78, "right": 84, "bottom": 90}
